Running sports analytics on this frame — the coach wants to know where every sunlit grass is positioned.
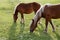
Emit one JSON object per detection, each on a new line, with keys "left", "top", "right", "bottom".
{"left": 0, "top": 0, "right": 60, "bottom": 40}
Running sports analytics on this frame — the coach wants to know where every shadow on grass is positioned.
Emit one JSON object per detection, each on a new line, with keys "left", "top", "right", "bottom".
{"left": 8, "top": 22, "right": 53, "bottom": 40}
{"left": 16, "top": 32, "right": 41, "bottom": 40}
{"left": 37, "top": 24, "right": 53, "bottom": 40}
{"left": 38, "top": 31, "right": 53, "bottom": 40}
{"left": 16, "top": 23, "right": 25, "bottom": 40}
{"left": 16, "top": 31, "right": 53, "bottom": 40}
{"left": 16, "top": 23, "right": 53, "bottom": 40}
{"left": 8, "top": 23, "right": 17, "bottom": 40}
{"left": 54, "top": 32, "right": 60, "bottom": 40}
{"left": 19, "top": 23, "right": 25, "bottom": 34}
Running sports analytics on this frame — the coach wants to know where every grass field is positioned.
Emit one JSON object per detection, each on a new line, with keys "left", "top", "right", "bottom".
{"left": 0, "top": 0, "right": 60, "bottom": 40}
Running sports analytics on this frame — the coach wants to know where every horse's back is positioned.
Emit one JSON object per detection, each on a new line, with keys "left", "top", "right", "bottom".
{"left": 44, "top": 4, "right": 60, "bottom": 18}
{"left": 16, "top": 3, "right": 33, "bottom": 13}
{"left": 16, "top": 2, "right": 40, "bottom": 14}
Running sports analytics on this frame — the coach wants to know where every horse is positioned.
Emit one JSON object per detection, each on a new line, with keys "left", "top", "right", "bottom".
{"left": 30, "top": 4, "right": 60, "bottom": 33}
{"left": 13, "top": 2, "right": 41, "bottom": 23}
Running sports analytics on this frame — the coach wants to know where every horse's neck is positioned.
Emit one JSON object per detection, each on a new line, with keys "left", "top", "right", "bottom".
{"left": 37, "top": 5, "right": 45, "bottom": 17}
{"left": 33, "top": 6, "right": 43, "bottom": 20}
{"left": 33, "top": 5, "right": 45, "bottom": 23}
{"left": 34, "top": 13, "right": 38, "bottom": 22}
{"left": 41, "top": 6, "right": 45, "bottom": 13}
{"left": 33, "top": 9, "right": 41, "bottom": 22}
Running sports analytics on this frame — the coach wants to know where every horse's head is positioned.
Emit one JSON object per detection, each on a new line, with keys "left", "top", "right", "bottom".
{"left": 30, "top": 19, "right": 37, "bottom": 33}
{"left": 30, "top": 6, "right": 44, "bottom": 33}
{"left": 30, "top": 11, "right": 41, "bottom": 33}
{"left": 13, "top": 14, "right": 18, "bottom": 23}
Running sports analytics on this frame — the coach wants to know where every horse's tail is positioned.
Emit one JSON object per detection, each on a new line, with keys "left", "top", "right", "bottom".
{"left": 13, "top": 7, "right": 18, "bottom": 22}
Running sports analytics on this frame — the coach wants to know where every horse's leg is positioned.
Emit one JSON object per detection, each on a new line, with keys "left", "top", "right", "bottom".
{"left": 44, "top": 18, "right": 49, "bottom": 32}
{"left": 49, "top": 20, "right": 55, "bottom": 32}
{"left": 20, "top": 13, "right": 24, "bottom": 24}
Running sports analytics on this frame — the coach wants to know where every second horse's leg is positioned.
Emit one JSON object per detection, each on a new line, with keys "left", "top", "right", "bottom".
{"left": 49, "top": 20, "right": 55, "bottom": 32}
{"left": 20, "top": 14, "right": 24, "bottom": 24}
{"left": 44, "top": 18, "right": 49, "bottom": 33}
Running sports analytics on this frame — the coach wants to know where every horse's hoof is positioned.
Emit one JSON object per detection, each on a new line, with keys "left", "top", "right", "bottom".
{"left": 43, "top": 30, "right": 47, "bottom": 33}
{"left": 14, "top": 21, "right": 16, "bottom": 23}
{"left": 20, "top": 21, "right": 24, "bottom": 24}
{"left": 20, "top": 22, "right": 23, "bottom": 24}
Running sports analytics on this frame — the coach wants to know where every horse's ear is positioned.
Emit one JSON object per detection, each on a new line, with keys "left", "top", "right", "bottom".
{"left": 32, "top": 19, "right": 34, "bottom": 23}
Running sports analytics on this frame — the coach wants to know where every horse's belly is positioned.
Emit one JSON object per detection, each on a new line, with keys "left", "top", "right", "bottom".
{"left": 25, "top": 9, "right": 33, "bottom": 14}
{"left": 49, "top": 12, "right": 60, "bottom": 19}
{"left": 52, "top": 16, "right": 60, "bottom": 19}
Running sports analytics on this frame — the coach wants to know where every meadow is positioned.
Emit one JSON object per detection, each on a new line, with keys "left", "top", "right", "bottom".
{"left": 0, "top": 0, "right": 60, "bottom": 40}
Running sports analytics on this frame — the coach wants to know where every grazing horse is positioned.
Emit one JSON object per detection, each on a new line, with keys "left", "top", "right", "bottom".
{"left": 30, "top": 4, "right": 60, "bottom": 33}
{"left": 13, "top": 2, "right": 41, "bottom": 23}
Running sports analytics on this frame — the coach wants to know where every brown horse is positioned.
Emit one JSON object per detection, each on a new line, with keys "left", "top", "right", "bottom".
{"left": 30, "top": 4, "right": 60, "bottom": 33}
{"left": 13, "top": 2, "right": 41, "bottom": 23}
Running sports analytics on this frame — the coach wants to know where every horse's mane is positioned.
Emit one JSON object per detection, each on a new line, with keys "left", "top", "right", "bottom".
{"left": 44, "top": 3, "right": 60, "bottom": 7}
{"left": 35, "top": 5, "right": 45, "bottom": 18}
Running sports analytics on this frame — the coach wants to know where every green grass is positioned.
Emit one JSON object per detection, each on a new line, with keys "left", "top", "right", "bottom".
{"left": 0, "top": 0, "right": 60, "bottom": 40}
